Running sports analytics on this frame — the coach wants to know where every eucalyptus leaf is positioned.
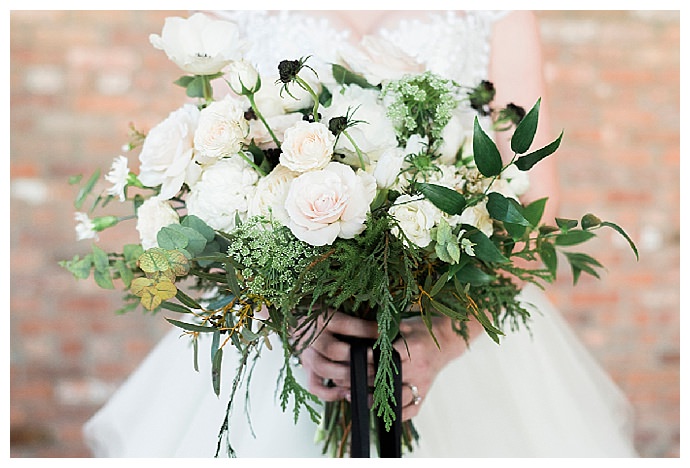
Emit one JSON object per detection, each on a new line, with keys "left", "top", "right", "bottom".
{"left": 473, "top": 117, "right": 503, "bottom": 177}
{"left": 160, "top": 301, "right": 195, "bottom": 314}
{"left": 212, "top": 347, "right": 223, "bottom": 396}
{"left": 157, "top": 225, "right": 188, "bottom": 251}
{"left": 511, "top": 98, "right": 540, "bottom": 154}
{"left": 175, "top": 289, "right": 202, "bottom": 310}
{"left": 165, "top": 317, "right": 216, "bottom": 333}
{"left": 182, "top": 214, "right": 216, "bottom": 241}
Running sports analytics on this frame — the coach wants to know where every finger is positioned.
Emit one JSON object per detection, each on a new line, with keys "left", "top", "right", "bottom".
{"left": 327, "top": 312, "right": 379, "bottom": 339}
{"left": 307, "top": 372, "right": 346, "bottom": 401}
{"left": 310, "top": 335, "right": 351, "bottom": 363}
{"left": 300, "top": 348, "right": 350, "bottom": 382}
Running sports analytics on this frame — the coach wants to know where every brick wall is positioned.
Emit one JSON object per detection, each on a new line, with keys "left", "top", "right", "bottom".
{"left": 9, "top": 10, "right": 679, "bottom": 458}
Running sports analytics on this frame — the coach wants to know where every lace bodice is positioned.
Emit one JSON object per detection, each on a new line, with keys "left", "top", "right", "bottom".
{"left": 209, "top": 10, "right": 507, "bottom": 86}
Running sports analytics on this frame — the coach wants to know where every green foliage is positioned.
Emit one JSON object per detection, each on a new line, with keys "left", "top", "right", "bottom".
{"left": 472, "top": 117, "right": 503, "bottom": 177}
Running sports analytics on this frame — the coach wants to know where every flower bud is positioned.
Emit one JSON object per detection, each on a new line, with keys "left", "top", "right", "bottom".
{"left": 227, "top": 60, "right": 261, "bottom": 95}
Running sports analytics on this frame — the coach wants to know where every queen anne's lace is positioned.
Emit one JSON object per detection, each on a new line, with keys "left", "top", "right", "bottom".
{"left": 207, "top": 10, "right": 507, "bottom": 85}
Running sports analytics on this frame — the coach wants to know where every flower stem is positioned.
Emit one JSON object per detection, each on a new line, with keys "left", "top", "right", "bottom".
{"left": 238, "top": 151, "right": 267, "bottom": 177}
{"left": 342, "top": 130, "right": 367, "bottom": 170}
{"left": 247, "top": 93, "right": 281, "bottom": 148}
{"left": 295, "top": 76, "right": 320, "bottom": 121}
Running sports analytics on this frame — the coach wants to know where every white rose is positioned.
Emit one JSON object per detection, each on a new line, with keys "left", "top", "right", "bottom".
{"left": 389, "top": 195, "right": 442, "bottom": 248}
{"left": 337, "top": 35, "right": 424, "bottom": 86}
{"left": 194, "top": 95, "right": 249, "bottom": 162}
{"left": 372, "top": 147, "right": 406, "bottom": 189}
{"left": 136, "top": 197, "right": 180, "bottom": 250}
{"left": 457, "top": 200, "right": 494, "bottom": 237}
{"left": 285, "top": 162, "right": 376, "bottom": 246}
{"left": 280, "top": 121, "right": 335, "bottom": 173}
{"left": 149, "top": 13, "right": 245, "bottom": 75}
{"left": 252, "top": 79, "right": 289, "bottom": 117}
{"left": 247, "top": 164, "right": 298, "bottom": 224}
{"left": 185, "top": 156, "right": 259, "bottom": 232}
{"left": 226, "top": 59, "right": 260, "bottom": 95}
{"left": 321, "top": 86, "right": 398, "bottom": 164}
{"left": 138, "top": 104, "right": 199, "bottom": 200}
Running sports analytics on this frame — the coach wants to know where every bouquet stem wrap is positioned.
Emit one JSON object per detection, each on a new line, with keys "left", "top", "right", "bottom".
{"left": 338, "top": 334, "right": 402, "bottom": 458}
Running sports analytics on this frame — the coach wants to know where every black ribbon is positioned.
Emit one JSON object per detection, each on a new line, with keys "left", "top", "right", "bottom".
{"left": 338, "top": 335, "right": 402, "bottom": 458}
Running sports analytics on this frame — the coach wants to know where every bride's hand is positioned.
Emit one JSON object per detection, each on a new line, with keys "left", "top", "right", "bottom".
{"left": 394, "top": 316, "right": 480, "bottom": 421}
{"left": 299, "top": 311, "right": 378, "bottom": 402}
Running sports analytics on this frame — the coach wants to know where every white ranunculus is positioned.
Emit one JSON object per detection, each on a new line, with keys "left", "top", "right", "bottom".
{"left": 149, "top": 13, "right": 245, "bottom": 75}
{"left": 280, "top": 121, "right": 335, "bottom": 173}
{"left": 337, "top": 35, "right": 424, "bottom": 86}
{"left": 248, "top": 113, "right": 303, "bottom": 149}
{"left": 104, "top": 155, "right": 129, "bottom": 202}
{"left": 247, "top": 164, "right": 298, "bottom": 224}
{"left": 457, "top": 200, "right": 494, "bottom": 237}
{"left": 226, "top": 59, "right": 260, "bottom": 95}
{"left": 194, "top": 95, "right": 248, "bottom": 162}
{"left": 321, "top": 85, "right": 398, "bottom": 165}
{"left": 372, "top": 147, "right": 406, "bottom": 189}
{"left": 185, "top": 156, "right": 259, "bottom": 232}
{"left": 389, "top": 195, "right": 442, "bottom": 248}
{"left": 138, "top": 104, "right": 199, "bottom": 200}
{"left": 135, "top": 197, "right": 180, "bottom": 250}
{"left": 285, "top": 162, "right": 376, "bottom": 246}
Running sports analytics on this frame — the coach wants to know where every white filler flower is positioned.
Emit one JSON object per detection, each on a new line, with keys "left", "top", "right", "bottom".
{"left": 104, "top": 155, "right": 129, "bottom": 202}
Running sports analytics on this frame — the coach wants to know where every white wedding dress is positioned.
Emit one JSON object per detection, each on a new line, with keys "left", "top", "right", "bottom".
{"left": 82, "top": 11, "right": 639, "bottom": 458}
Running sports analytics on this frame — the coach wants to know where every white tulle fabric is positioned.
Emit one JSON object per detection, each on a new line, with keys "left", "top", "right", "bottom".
{"left": 82, "top": 11, "right": 639, "bottom": 458}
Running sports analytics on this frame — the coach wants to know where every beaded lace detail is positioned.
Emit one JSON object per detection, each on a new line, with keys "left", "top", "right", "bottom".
{"left": 208, "top": 10, "right": 507, "bottom": 86}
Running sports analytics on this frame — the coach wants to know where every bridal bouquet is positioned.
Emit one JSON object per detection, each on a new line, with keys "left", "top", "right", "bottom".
{"left": 61, "top": 13, "right": 638, "bottom": 457}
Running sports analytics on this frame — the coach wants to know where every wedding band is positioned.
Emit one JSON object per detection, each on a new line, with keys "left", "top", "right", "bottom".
{"left": 405, "top": 383, "right": 422, "bottom": 406}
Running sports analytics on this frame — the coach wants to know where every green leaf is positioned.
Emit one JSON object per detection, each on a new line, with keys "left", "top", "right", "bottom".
{"left": 428, "top": 298, "right": 466, "bottom": 321}
{"left": 159, "top": 301, "right": 195, "bottom": 314}
{"left": 123, "top": 244, "right": 144, "bottom": 264}
{"left": 173, "top": 75, "right": 195, "bottom": 87}
{"left": 473, "top": 117, "right": 503, "bottom": 177}
{"left": 185, "top": 76, "right": 205, "bottom": 98}
{"left": 212, "top": 347, "right": 223, "bottom": 396}
{"left": 416, "top": 182, "right": 466, "bottom": 215}
{"left": 331, "top": 63, "right": 377, "bottom": 89}
{"left": 429, "top": 271, "right": 450, "bottom": 297}
{"left": 470, "top": 308, "right": 504, "bottom": 343}
{"left": 157, "top": 225, "right": 188, "bottom": 251}
{"left": 113, "top": 259, "right": 133, "bottom": 288}
{"left": 511, "top": 98, "right": 541, "bottom": 154}
{"left": 93, "top": 269, "right": 114, "bottom": 290}
{"left": 466, "top": 230, "right": 509, "bottom": 264}
{"left": 165, "top": 317, "right": 215, "bottom": 333}
{"left": 486, "top": 192, "right": 530, "bottom": 226}
{"left": 175, "top": 289, "right": 202, "bottom": 310}
{"left": 452, "top": 264, "right": 495, "bottom": 286}
{"left": 601, "top": 221, "right": 639, "bottom": 260}
{"left": 224, "top": 262, "right": 242, "bottom": 298}
{"left": 181, "top": 214, "right": 216, "bottom": 242}
{"left": 515, "top": 130, "right": 564, "bottom": 171}
{"left": 564, "top": 252, "right": 603, "bottom": 285}
{"left": 555, "top": 217, "right": 578, "bottom": 232}
{"left": 554, "top": 229, "right": 596, "bottom": 246}
{"left": 539, "top": 241, "right": 558, "bottom": 279}
{"left": 91, "top": 244, "right": 110, "bottom": 272}
{"left": 74, "top": 169, "right": 100, "bottom": 209}
{"left": 523, "top": 197, "right": 548, "bottom": 227}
